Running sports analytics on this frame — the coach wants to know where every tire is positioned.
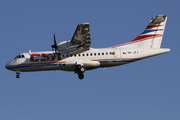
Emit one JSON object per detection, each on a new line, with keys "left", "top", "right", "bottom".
{"left": 78, "top": 74, "right": 84, "bottom": 79}
{"left": 80, "top": 67, "right": 85, "bottom": 73}
{"left": 16, "top": 74, "right": 20, "bottom": 78}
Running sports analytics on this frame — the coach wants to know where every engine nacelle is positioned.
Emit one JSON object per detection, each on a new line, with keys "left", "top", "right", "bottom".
{"left": 57, "top": 40, "right": 78, "bottom": 51}
{"left": 56, "top": 32, "right": 91, "bottom": 51}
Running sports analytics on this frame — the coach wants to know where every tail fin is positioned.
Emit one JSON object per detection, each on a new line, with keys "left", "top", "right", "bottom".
{"left": 112, "top": 15, "right": 167, "bottom": 48}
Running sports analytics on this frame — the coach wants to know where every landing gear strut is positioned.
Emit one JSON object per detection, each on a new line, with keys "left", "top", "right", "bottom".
{"left": 75, "top": 65, "right": 85, "bottom": 80}
{"left": 16, "top": 71, "right": 20, "bottom": 79}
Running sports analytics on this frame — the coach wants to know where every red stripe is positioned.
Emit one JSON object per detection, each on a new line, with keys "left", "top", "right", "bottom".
{"left": 132, "top": 34, "right": 162, "bottom": 42}
{"left": 111, "top": 34, "right": 162, "bottom": 48}
{"left": 146, "top": 25, "right": 163, "bottom": 30}
{"left": 132, "top": 35, "right": 155, "bottom": 41}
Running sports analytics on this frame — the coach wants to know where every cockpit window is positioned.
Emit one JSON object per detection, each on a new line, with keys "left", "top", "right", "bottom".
{"left": 14, "top": 55, "right": 19, "bottom": 59}
{"left": 14, "top": 54, "right": 25, "bottom": 59}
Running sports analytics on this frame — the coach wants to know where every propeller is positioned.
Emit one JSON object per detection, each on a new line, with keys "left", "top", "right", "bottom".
{"left": 51, "top": 33, "right": 58, "bottom": 58}
{"left": 51, "top": 33, "right": 58, "bottom": 51}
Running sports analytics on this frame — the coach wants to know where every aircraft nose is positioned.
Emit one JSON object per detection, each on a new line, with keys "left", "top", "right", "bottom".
{"left": 5, "top": 61, "right": 13, "bottom": 70}
{"left": 5, "top": 62, "right": 10, "bottom": 70}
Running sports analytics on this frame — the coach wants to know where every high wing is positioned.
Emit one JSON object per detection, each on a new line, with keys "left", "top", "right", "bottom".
{"left": 71, "top": 23, "right": 91, "bottom": 49}
{"left": 55, "top": 23, "right": 91, "bottom": 52}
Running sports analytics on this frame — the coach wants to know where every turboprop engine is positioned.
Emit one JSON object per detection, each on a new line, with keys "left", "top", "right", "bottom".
{"left": 56, "top": 40, "right": 79, "bottom": 51}
{"left": 51, "top": 23, "right": 91, "bottom": 51}
{"left": 56, "top": 32, "right": 91, "bottom": 51}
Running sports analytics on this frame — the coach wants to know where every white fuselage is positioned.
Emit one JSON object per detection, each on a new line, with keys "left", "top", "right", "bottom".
{"left": 5, "top": 15, "right": 170, "bottom": 79}
{"left": 5, "top": 47, "right": 170, "bottom": 72}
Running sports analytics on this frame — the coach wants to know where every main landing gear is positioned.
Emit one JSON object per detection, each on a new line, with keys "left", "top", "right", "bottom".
{"left": 78, "top": 73, "right": 84, "bottom": 79}
{"left": 75, "top": 65, "right": 85, "bottom": 80}
{"left": 16, "top": 71, "right": 20, "bottom": 79}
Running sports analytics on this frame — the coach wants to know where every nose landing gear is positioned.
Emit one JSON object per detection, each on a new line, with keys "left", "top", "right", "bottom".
{"left": 16, "top": 71, "right": 20, "bottom": 79}
{"left": 16, "top": 74, "right": 20, "bottom": 78}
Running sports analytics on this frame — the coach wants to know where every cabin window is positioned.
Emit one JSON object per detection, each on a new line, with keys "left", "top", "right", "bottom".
{"left": 90, "top": 53, "right": 92, "bottom": 56}
{"left": 82, "top": 54, "right": 85, "bottom": 56}
{"left": 74, "top": 54, "right": 76, "bottom": 57}
{"left": 94, "top": 53, "right": 96, "bottom": 56}
{"left": 98, "top": 53, "right": 100, "bottom": 55}
{"left": 79, "top": 54, "right": 81, "bottom": 56}
{"left": 102, "top": 53, "right": 104, "bottom": 55}
{"left": 70, "top": 54, "right": 72, "bottom": 57}
{"left": 106, "top": 52, "right": 108, "bottom": 55}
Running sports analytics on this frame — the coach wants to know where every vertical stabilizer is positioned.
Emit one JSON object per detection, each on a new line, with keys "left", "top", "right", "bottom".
{"left": 111, "top": 15, "right": 167, "bottom": 48}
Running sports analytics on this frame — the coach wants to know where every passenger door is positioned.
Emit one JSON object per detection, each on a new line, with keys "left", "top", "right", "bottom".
{"left": 115, "top": 48, "right": 121, "bottom": 61}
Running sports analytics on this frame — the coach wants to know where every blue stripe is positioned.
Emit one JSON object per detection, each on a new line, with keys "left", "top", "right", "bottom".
{"left": 99, "top": 60, "right": 134, "bottom": 63}
{"left": 7, "top": 63, "right": 62, "bottom": 70}
{"left": 121, "top": 60, "right": 135, "bottom": 62}
{"left": 7, "top": 65, "right": 31, "bottom": 69}
{"left": 7, "top": 60, "right": 135, "bottom": 70}
{"left": 141, "top": 29, "right": 163, "bottom": 35}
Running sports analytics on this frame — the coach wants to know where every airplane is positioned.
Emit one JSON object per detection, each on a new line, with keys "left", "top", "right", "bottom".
{"left": 5, "top": 15, "right": 170, "bottom": 80}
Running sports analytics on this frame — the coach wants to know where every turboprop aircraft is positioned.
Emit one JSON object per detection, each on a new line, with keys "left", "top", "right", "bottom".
{"left": 5, "top": 15, "right": 170, "bottom": 79}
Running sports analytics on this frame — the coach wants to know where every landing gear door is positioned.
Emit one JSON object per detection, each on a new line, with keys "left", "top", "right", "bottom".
{"left": 115, "top": 48, "right": 121, "bottom": 61}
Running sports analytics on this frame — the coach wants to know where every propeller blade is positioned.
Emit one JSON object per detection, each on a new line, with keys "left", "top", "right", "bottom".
{"left": 51, "top": 33, "right": 58, "bottom": 59}
{"left": 54, "top": 33, "right": 57, "bottom": 45}
{"left": 51, "top": 33, "right": 58, "bottom": 49}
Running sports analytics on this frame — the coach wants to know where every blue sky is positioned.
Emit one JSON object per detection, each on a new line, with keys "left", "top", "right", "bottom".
{"left": 1, "top": 0, "right": 180, "bottom": 120}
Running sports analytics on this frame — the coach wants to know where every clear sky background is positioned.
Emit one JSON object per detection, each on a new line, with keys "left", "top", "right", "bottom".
{"left": 1, "top": 0, "right": 179, "bottom": 120}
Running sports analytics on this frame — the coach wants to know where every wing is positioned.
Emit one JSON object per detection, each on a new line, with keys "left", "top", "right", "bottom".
{"left": 71, "top": 23, "right": 91, "bottom": 50}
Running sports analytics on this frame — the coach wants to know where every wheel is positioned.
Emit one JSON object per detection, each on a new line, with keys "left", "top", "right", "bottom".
{"left": 80, "top": 67, "right": 85, "bottom": 73}
{"left": 78, "top": 73, "right": 84, "bottom": 79}
{"left": 16, "top": 74, "right": 20, "bottom": 78}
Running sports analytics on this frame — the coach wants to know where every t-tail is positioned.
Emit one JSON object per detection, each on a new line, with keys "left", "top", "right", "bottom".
{"left": 112, "top": 15, "right": 167, "bottom": 49}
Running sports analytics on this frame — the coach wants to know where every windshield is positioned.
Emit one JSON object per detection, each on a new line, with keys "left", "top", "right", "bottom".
{"left": 14, "top": 54, "right": 25, "bottom": 60}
